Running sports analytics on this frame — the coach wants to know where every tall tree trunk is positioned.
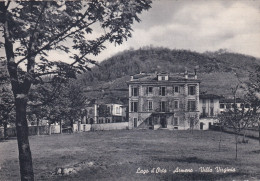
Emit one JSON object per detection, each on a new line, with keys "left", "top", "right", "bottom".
{"left": 36, "top": 118, "right": 40, "bottom": 136}
{"left": 60, "top": 120, "right": 62, "bottom": 134}
{"left": 3, "top": 122, "right": 8, "bottom": 140}
{"left": 243, "top": 129, "right": 246, "bottom": 143}
{"left": 78, "top": 120, "right": 81, "bottom": 132}
{"left": 15, "top": 97, "right": 34, "bottom": 181}
{"left": 2, "top": 2, "right": 34, "bottom": 180}
{"left": 48, "top": 123, "right": 52, "bottom": 135}
{"left": 70, "top": 118, "right": 74, "bottom": 133}
{"left": 235, "top": 129, "right": 238, "bottom": 160}
{"left": 258, "top": 123, "right": 260, "bottom": 145}
{"left": 218, "top": 126, "right": 223, "bottom": 151}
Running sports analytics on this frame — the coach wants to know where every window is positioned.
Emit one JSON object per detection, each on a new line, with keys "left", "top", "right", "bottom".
{"left": 240, "top": 104, "right": 244, "bottom": 108}
{"left": 130, "top": 101, "right": 138, "bottom": 112}
{"left": 148, "top": 101, "right": 153, "bottom": 111}
{"left": 146, "top": 87, "right": 153, "bottom": 95}
{"left": 99, "top": 119, "right": 103, "bottom": 124}
{"left": 159, "top": 87, "right": 166, "bottom": 96}
{"left": 89, "top": 109, "right": 93, "bottom": 114}
{"left": 226, "top": 104, "right": 231, "bottom": 109}
{"left": 220, "top": 104, "right": 225, "bottom": 108}
{"left": 245, "top": 104, "right": 250, "bottom": 108}
{"left": 210, "top": 107, "right": 214, "bottom": 116}
{"left": 131, "top": 87, "right": 138, "bottom": 96}
{"left": 174, "top": 100, "right": 179, "bottom": 109}
{"left": 173, "top": 117, "right": 178, "bottom": 126}
{"left": 188, "top": 86, "right": 196, "bottom": 95}
{"left": 116, "top": 107, "right": 120, "bottom": 114}
{"left": 160, "top": 101, "right": 166, "bottom": 112}
{"left": 174, "top": 86, "right": 180, "bottom": 93}
{"left": 188, "top": 100, "right": 196, "bottom": 111}
{"left": 149, "top": 117, "right": 153, "bottom": 126}
{"left": 158, "top": 75, "right": 168, "bottom": 81}
{"left": 210, "top": 99, "right": 214, "bottom": 103}
{"left": 202, "top": 99, "right": 206, "bottom": 104}
{"left": 202, "top": 108, "right": 206, "bottom": 117}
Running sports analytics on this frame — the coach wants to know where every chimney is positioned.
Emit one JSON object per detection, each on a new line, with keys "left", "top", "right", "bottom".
{"left": 194, "top": 68, "right": 197, "bottom": 79}
{"left": 184, "top": 69, "right": 188, "bottom": 79}
{"left": 94, "top": 103, "right": 98, "bottom": 124}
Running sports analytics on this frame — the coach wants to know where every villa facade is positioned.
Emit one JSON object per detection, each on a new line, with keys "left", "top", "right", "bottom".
{"left": 127, "top": 72, "right": 200, "bottom": 130}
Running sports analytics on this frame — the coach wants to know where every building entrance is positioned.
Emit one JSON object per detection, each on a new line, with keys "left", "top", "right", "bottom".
{"left": 160, "top": 117, "right": 167, "bottom": 128}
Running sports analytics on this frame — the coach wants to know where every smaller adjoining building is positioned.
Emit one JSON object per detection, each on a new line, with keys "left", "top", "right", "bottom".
{"left": 199, "top": 94, "right": 222, "bottom": 130}
{"left": 219, "top": 98, "right": 250, "bottom": 113}
{"left": 84, "top": 103, "right": 127, "bottom": 124}
{"left": 199, "top": 94, "right": 222, "bottom": 118}
{"left": 73, "top": 101, "right": 128, "bottom": 132}
{"left": 219, "top": 97, "right": 258, "bottom": 128}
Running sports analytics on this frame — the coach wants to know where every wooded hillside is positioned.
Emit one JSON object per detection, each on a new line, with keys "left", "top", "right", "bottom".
{"left": 78, "top": 47, "right": 260, "bottom": 105}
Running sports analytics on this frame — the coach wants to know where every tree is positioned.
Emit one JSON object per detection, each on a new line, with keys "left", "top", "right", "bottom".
{"left": 44, "top": 98, "right": 66, "bottom": 135}
{"left": 62, "top": 80, "right": 87, "bottom": 132}
{"left": 187, "top": 115, "right": 199, "bottom": 134}
{"left": 27, "top": 78, "right": 65, "bottom": 135}
{"left": 0, "top": 61, "right": 15, "bottom": 139}
{"left": 219, "top": 84, "right": 258, "bottom": 159}
{"left": 0, "top": 85, "right": 15, "bottom": 139}
{"left": 28, "top": 79, "right": 87, "bottom": 134}
{"left": 27, "top": 95, "right": 48, "bottom": 136}
{"left": 0, "top": 1, "right": 151, "bottom": 180}
{"left": 98, "top": 104, "right": 111, "bottom": 117}
{"left": 27, "top": 107, "right": 44, "bottom": 136}
{"left": 246, "top": 65, "right": 260, "bottom": 144}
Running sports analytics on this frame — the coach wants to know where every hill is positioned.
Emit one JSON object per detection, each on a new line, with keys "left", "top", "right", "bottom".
{"left": 78, "top": 47, "right": 260, "bottom": 105}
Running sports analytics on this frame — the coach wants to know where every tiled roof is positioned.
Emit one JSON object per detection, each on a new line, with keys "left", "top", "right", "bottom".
{"left": 130, "top": 73, "right": 199, "bottom": 83}
{"left": 219, "top": 98, "right": 243, "bottom": 103}
{"left": 200, "top": 94, "right": 222, "bottom": 99}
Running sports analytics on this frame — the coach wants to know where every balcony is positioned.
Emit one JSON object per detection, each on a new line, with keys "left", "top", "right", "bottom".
{"left": 154, "top": 107, "right": 174, "bottom": 114}
{"left": 200, "top": 113, "right": 208, "bottom": 118}
{"left": 200, "top": 113, "right": 217, "bottom": 118}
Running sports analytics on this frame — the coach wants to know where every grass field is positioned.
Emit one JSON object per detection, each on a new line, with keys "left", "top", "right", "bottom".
{"left": 0, "top": 130, "right": 260, "bottom": 181}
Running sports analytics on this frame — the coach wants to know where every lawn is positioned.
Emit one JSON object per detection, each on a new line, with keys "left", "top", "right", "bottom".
{"left": 0, "top": 130, "right": 260, "bottom": 181}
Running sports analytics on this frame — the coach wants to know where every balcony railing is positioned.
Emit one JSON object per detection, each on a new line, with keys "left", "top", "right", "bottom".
{"left": 154, "top": 107, "right": 173, "bottom": 113}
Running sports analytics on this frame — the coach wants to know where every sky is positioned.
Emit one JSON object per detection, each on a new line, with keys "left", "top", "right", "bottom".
{"left": 91, "top": 0, "right": 260, "bottom": 62}
{"left": 1, "top": 0, "right": 260, "bottom": 65}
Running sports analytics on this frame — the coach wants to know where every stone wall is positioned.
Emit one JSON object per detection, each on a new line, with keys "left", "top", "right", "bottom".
{"left": 0, "top": 125, "right": 60, "bottom": 138}
{"left": 73, "top": 124, "right": 91, "bottom": 132}
{"left": 199, "top": 118, "right": 219, "bottom": 130}
{"left": 91, "top": 122, "right": 129, "bottom": 131}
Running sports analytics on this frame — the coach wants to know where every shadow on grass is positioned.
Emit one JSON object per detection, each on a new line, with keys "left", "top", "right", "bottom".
{"left": 0, "top": 137, "right": 16, "bottom": 143}
{"left": 249, "top": 150, "right": 260, "bottom": 154}
{"left": 153, "top": 156, "right": 230, "bottom": 165}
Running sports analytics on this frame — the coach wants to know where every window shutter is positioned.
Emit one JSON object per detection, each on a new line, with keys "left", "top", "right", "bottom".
{"left": 135, "top": 102, "right": 138, "bottom": 112}
{"left": 142, "top": 100, "right": 147, "bottom": 112}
